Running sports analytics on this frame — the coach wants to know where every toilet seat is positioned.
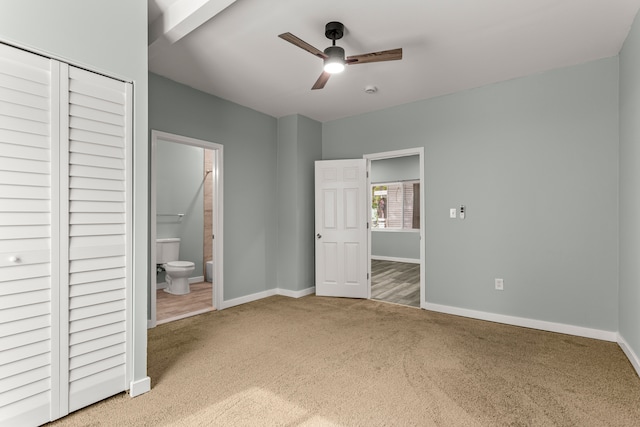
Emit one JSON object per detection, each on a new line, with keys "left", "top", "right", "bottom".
{"left": 165, "top": 261, "right": 194, "bottom": 269}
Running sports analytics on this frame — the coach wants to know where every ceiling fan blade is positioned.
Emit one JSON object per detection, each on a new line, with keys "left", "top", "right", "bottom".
{"left": 311, "top": 71, "right": 331, "bottom": 90}
{"left": 347, "top": 48, "right": 403, "bottom": 65}
{"left": 278, "top": 32, "right": 328, "bottom": 59}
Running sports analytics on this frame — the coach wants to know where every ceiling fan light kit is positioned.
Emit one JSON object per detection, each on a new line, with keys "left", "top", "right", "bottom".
{"left": 278, "top": 21, "right": 403, "bottom": 90}
{"left": 323, "top": 46, "right": 345, "bottom": 74}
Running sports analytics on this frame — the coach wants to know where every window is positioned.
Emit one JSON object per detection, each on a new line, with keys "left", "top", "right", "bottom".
{"left": 371, "top": 181, "right": 420, "bottom": 230}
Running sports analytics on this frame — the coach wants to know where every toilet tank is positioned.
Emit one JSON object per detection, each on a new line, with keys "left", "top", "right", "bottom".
{"left": 156, "top": 238, "right": 180, "bottom": 264}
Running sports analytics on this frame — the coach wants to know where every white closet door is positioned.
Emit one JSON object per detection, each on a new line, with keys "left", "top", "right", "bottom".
{"left": 65, "top": 66, "right": 132, "bottom": 412}
{"left": 0, "top": 43, "right": 132, "bottom": 424}
{"left": 0, "top": 44, "right": 59, "bottom": 426}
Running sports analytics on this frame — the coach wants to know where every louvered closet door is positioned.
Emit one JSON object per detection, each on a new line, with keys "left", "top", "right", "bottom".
{"left": 65, "top": 66, "right": 132, "bottom": 412}
{"left": 0, "top": 43, "right": 132, "bottom": 425}
{"left": 0, "top": 44, "right": 58, "bottom": 426}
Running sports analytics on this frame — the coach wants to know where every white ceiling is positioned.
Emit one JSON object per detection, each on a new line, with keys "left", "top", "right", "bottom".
{"left": 148, "top": 0, "right": 640, "bottom": 122}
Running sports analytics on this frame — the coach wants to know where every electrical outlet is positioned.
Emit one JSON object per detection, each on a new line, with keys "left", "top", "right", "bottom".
{"left": 495, "top": 278, "right": 504, "bottom": 291}
{"left": 449, "top": 208, "right": 457, "bottom": 219}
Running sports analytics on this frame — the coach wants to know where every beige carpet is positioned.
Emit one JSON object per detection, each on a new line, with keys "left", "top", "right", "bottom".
{"left": 50, "top": 295, "right": 640, "bottom": 426}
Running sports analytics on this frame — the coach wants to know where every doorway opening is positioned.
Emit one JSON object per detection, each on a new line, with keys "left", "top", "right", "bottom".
{"left": 365, "top": 148, "right": 425, "bottom": 308}
{"left": 149, "top": 131, "right": 224, "bottom": 327}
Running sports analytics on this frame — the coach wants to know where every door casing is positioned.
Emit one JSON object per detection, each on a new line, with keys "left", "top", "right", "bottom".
{"left": 149, "top": 130, "right": 224, "bottom": 328}
{"left": 364, "top": 148, "right": 425, "bottom": 306}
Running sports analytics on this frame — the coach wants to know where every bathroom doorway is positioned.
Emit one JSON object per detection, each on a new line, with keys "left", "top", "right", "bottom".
{"left": 149, "top": 131, "right": 224, "bottom": 327}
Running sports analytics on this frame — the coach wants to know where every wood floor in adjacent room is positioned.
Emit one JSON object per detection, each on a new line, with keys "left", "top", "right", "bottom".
{"left": 156, "top": 281, "right": 214, "bottom": 323}
{"left": 371, "top": 259, "right": 420, "bottom": 307}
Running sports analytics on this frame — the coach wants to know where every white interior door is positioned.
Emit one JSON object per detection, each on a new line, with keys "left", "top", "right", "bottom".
{"left": 315, "top": 159, "right": 368, "bottom": 298}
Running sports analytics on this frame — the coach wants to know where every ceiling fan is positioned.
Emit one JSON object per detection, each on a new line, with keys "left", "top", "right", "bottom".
{"left": 278, "top": 21, "right": 403, "bottom": 90}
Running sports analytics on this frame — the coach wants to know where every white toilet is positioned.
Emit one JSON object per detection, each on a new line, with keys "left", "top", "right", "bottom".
{"left": 156, "top": 238, "right": 195, "bottom": 295}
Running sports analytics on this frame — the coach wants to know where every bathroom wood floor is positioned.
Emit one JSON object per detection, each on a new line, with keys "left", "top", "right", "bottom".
{"left": 156, "top": 262, "right": 418, "bottom": 323}
{"left": 371, "top": 260, "right": 420, "bottom": 308}
{"left": 156, "top": 281, "right": 214, "bottom": 324}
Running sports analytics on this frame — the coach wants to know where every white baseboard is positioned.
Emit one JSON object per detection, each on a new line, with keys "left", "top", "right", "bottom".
{"left": 618, "top": 334, "right": 640, "bottom": 378}
{"left": 220, "top": 287, "right": 316, "bottom": 309}
{"left": 423, "top": 302, "right": 618, "bottom": 342}
{"left": 277, "top": 286, "right": 315, "bottom": 298}
{"left": 129, "top": 377, "right": 151, "bottom": 397}
{"left": 220, "top": 289, "right": 278, "bottom": 309}
{"left": 371, "top": 256, "right": 420, "bottom": 264}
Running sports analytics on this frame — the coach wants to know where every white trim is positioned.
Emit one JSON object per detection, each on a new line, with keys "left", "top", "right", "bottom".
{"left": 221, "top": 289, "right": 278, "bottom": 310}
{"left": 220, "top": 287, "right": 314, "bottom": 309}
{"left": 149, "top": 135, "right": 158, "bottom": 329}
{"left": 277, "top": 287, "right": 316, "bottom": 298}
{"left": 50, "top": 59, "right": 62, "bottom": 421}
{"left": 364, "top": 147, "right": 425, "bottom": 305}
{"left": 157, "top": 307, "right": 215, "bottom": 325}
{"left": 124, "top": 78, "right": 135, "bottom": 400}
{"left": 129, "top": 377, "right": 151, "bottom": 398}
{"left": 364, "top": 148, "right": 423, "bottom": 160}
{"left": 150, "top": 130, "right": 224, "bottom": 329}
{"left": 57, "top": 62, "right": 71, "bottom": 418}
{"left": 371, "top": 256, "right": 420, "bottom": 264}
{"left": 618, "top": 334, "right": 640, "bottom": 378}
{"left": 0, "top": 40, "right": 132, "bottom": 84}
{"left": 424, "top": 302, "right": 618, "bottom": 342}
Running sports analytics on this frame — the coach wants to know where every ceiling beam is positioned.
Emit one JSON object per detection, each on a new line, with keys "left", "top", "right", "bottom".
{"left": 149, "top": 0, "right": 237, "bottom": 59}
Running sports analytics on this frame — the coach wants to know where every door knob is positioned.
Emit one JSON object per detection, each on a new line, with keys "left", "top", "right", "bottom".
{"left": 9, "top": 256, "right": 21, "bottom": 263}
{"left": 316, "top": 233, "right": 322, "bottom": 239}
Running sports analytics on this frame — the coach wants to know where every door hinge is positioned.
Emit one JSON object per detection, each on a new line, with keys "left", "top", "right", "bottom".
{"left": 367, "top": 222, "right": 369, "bottom": 229}
{"left": 212, "top": 234, "right": 215, "bottom": 239}
{"left": 367, "top": 273, "right": 370, "bottom": 280}
{"left": 366, "top": 171, "right": 369, "bottom": 178}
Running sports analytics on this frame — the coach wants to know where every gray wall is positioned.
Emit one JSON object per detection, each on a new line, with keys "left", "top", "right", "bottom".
{"left": 371, "top": 156, "right": 420, "bottom": 182}
{"left": 277, "top": 115, "right": 322, "bottom": 292}
{"left": 323, "top": 57, "right": 620, "bottom": 332}
{"left": 0, "top": 0, "right": 149, "bottom": 385}
{"left": 372, "top": 232, "right": 421, "bottom": 260}
{"left": 619, "top": 12, "right": 640, "bottom": 361}
{"left": 277, "top": 116, "right": 298, "bottom": 291}
{"left": 371, "top": 156, "right": 421, "bottom": 260}
{"left": 156, "top": 140, "right": 204, "bottom": 279}
{"left": 149, "top": 73, "right": 278, "bottom": 301}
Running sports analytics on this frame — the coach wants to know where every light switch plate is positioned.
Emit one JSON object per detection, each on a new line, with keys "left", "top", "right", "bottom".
{"left": 450, "top": 208, "right": 456, "bottom": 218}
